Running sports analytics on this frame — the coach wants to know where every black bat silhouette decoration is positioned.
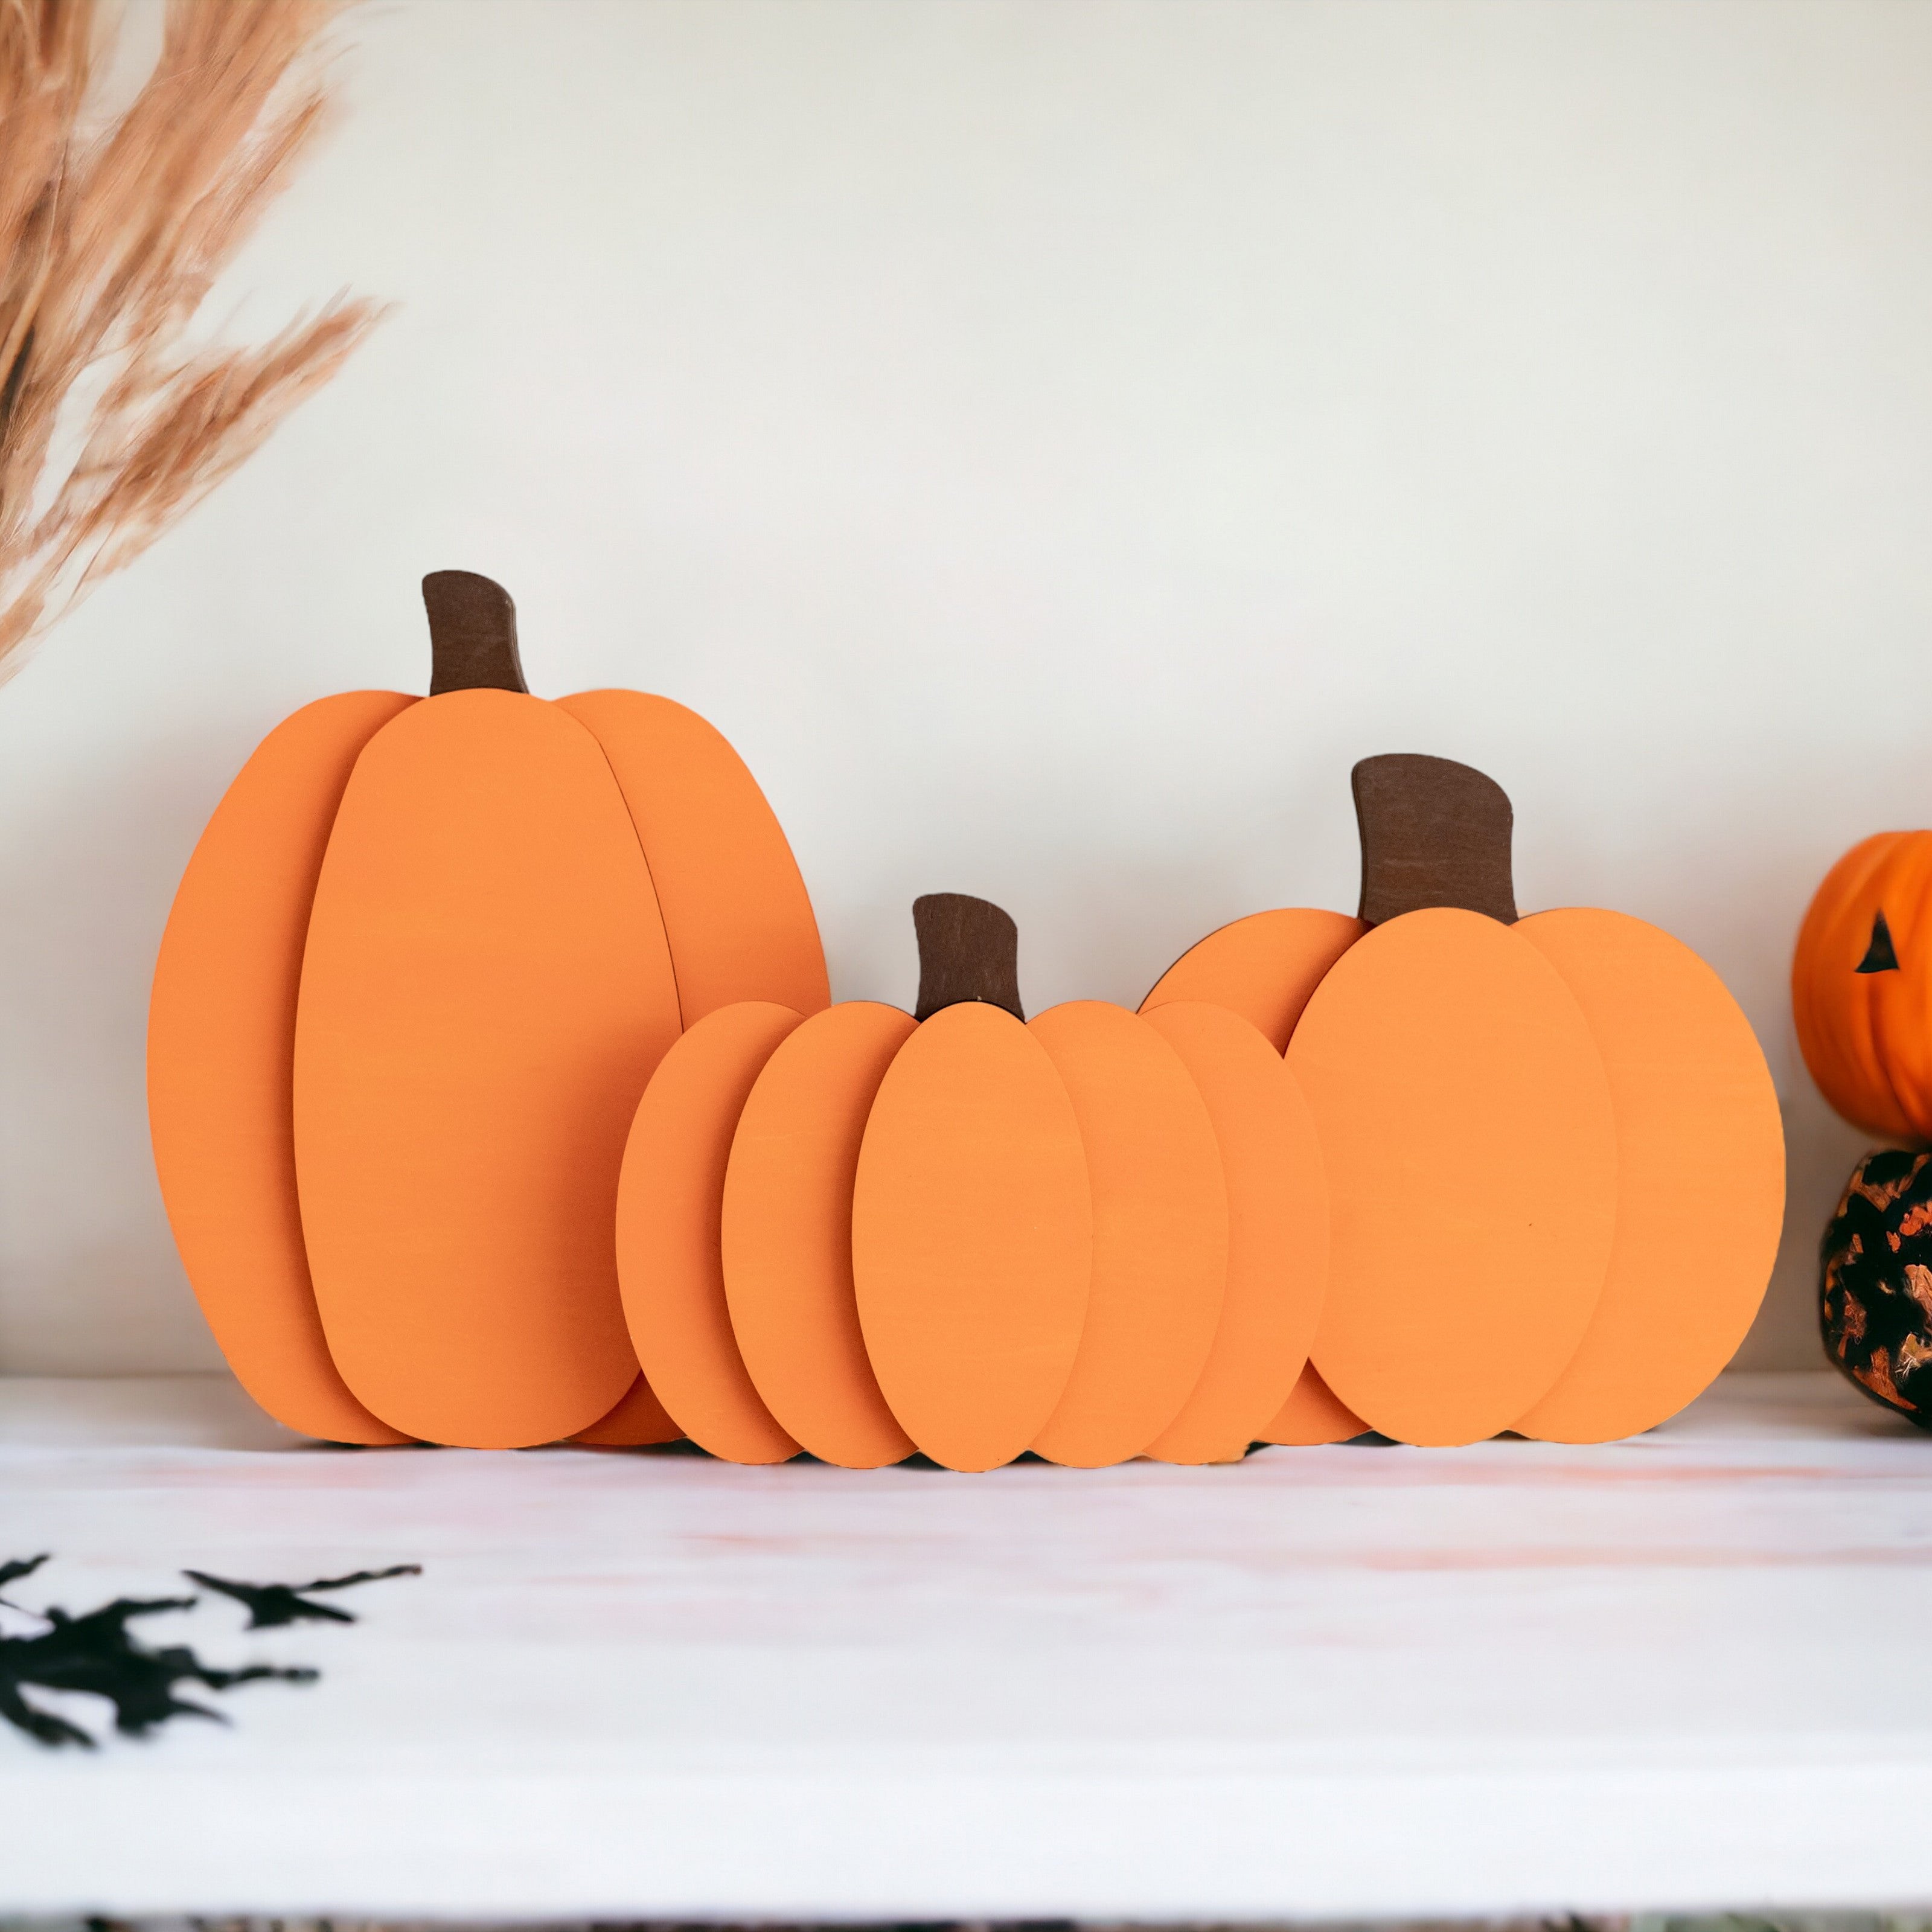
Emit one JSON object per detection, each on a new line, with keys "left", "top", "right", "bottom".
{"left": 183, "top": 1564, "right": 421, "bottom": 1628}
{"left": 1, "top": 1555, "right": 421, "bottom": 1748}
{"left": 0, "top": 1553, "right": 48, "bottom": 1605}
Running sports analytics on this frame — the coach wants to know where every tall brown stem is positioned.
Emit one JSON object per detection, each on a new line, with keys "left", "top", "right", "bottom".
{"left": 423, "top": 570, "right": 528, "bottom": 695}
{"left": 1351, "top": 753, "right": 1517, "bottom": 924}
{"left": 913, "top": 893, "right": 1025, "bottom": 1020}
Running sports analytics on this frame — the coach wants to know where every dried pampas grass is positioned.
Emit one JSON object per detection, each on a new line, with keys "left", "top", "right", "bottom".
{"left": 0, "top": 0, "right": 383, "bottom": 680}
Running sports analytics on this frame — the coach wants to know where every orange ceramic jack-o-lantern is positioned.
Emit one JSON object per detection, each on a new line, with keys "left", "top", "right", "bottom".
{"left": 1147, "top": 754, "right": 1785, "bottom": 1447}
{"left": 1793, "top": 832, "right": 1932, "bottom": 1144}
{"left": 616, "top": 895, "right": 1328, "bottom": 1471}
{"left": 148, "top": 571, "right": 828, "bottom": 1450}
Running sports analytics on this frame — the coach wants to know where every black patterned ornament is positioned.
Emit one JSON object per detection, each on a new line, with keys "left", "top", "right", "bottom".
{"left": 1820, "top": 1148, "right": 1932, "bottom": 1428}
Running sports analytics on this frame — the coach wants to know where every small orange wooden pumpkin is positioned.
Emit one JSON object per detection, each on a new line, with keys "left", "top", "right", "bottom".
{"left": 1146, "top": 754, "right": 1785, "bottom": 1447}
{"left": 1792, "top": 833, "right": 1932, "bottom": 1144}
{"left": 148, "top": 571, "right": 828, "bottom": 1450}
{"left": 616, "top": 895, "right": 1328, "bottom": 1471}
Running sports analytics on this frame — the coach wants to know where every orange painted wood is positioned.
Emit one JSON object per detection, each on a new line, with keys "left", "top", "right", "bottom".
{"left": 617, "top": 1001, "right": 805, "bottom": 1464}
{"left": 1141, "top": 909, "right": 1365, "bottom": 1051}
{"left": 852, "top": 1002, "right": 1092, "bottom": 1472}
{"left": 722, "top": 1001, "right": 918, "bottom": 1468}
{"left": 1139, "top": 1000, "right": 1329, "bottom": 1463}
{"left": 570, "top": 1374, "right": 683, "bottom": 1447}
{"left": 1262, "top": 1360, "right": 1368, "bottom": 1445}
{"left": 1028, "top": 1001, "right": 1228, "bottom": 1467}
{"left": 559, "top": 690, "right": 830, "bottom": 1026}
{"left": 1288, "top": 909, "right": 1617, "bottom": 1447}
{"left": 147, "top": 691, "right": 416, "bottom": 1447}
{"left": 1512, "top": 909, "right": 1785, "bottom": 1442}
{"left": 294, "top": 691, "right": 682, "bottom": 1448}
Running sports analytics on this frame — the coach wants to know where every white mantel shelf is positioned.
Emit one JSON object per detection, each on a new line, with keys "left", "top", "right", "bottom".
{"left": 2, "top": 1371, "right": 1930, "bottom": 1921}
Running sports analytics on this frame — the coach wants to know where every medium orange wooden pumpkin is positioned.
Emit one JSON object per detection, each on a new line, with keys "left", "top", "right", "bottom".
{"left": 616, "top": 895, "right": 1328, "bottom": 1471}
{"left": 1146, "top": 754, "right": 1785, "bottom": 1447}
{"left": 148, "top": 571, "right": 828, "bottom": 1450}
{"left": 1792, "top": 832, "right": 1932, "bottom": 1144}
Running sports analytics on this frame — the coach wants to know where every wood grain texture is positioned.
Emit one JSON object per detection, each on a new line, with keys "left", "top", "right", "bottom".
{"left": 853, "top": 1001, "right": 1091, "bottom": 1471}
{"left": 1352, "top": 754, "right": 1518, "bottom": 926}
{"left": 560, "top": 689, "right": 829, "bottom": 1026}
{"left": 1512, "top": 909, "right": 1785, "bottom": 1442}
{"left": 422, "top": 571, "right": 528, "bottom": 696}
{"left": 294, "top": 691, "right": 681, "bottom": 1448}
{"left": 911, "top": 892, "right": 1024, "bottom": 1020}
{"left": 1261, "top": 1360, "right": 1369, "bottom": 1445}
{"left": 1290, "top": 909, "right": 1617, "bottom": 1447}
{"left": 1028, "top": 1001, "right": 1228, "bottom": 1467}
{"left": 1140, "top": 907, "right": 1364, "bottom": 1052}
{"left": 147, "top": 690, "right": 417, "bottom": 1447}
{"left": 616, "top": 1001, "right": 805, "bottom": 1465}
{"left": 722, "top": 1000, "right": 918, "bottom": 1469}
{"left": 1140, "top": 1001, "right": 1329, "bottom": 1464}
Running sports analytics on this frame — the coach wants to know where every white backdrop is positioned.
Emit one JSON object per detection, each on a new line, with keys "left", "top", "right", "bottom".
{"left": 1, "top": 0, "right": 1922, "bottom": 1376}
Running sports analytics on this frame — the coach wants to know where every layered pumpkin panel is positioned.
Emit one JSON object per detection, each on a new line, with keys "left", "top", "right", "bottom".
{"left": 149, "top": 570, "right": 830, "bottom": 1448}
{"left": 1144, "top": 752, "right": 1785, "bottom": 1446}
{"left": 148, "top": 689, "right": 418, "bottom": 1447}
{"left": 615, "top": 895, "right": 1331, "bottom": 1470}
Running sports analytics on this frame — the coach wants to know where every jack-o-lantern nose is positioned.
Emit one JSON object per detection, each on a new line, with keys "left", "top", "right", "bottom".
{"left": 1857, "top": 909, "right": 1901, "bottom": 974}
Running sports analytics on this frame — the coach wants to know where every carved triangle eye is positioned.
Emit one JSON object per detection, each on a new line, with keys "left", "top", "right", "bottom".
{"left": 1857, "top": 909, "right": 1901, "bottom": 974}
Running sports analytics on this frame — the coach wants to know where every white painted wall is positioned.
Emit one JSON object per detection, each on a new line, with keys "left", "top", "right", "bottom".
{"left": 1, "top": 0, "right": 1921, "bottom": 1376}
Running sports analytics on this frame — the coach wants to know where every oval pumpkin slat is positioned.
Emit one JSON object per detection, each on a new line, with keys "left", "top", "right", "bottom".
{"left": 852, "top": 1000, "right": 1092, "bottom": 1473}
{"left": 294, "top": 691, "right": 681, "bottom": 1448}
{"left": 148, "top": 690, "right": 417, "bottom": 1447}
{"left": 1512, "top": 908, "right": 1785, "bottom": 1443}
{"left": 558, "top": 690, "right": 830, "bottom": 1027}
{"left": 570, "top": 1374, "right": 683, "bottom": 1447}
{"left": 1262, "top": 1360, "right": 1368, "bottom": 1445}
{"left": 1027, "top": 1000, "right": 1229, "bottom": 1468}
{"left": 617, "top": 1001, "right": 805, "bottom": 1464}
{"left": 721, "top": 1001, "right": 918, "bottom": 1468}
{"left": 1142, "top": 907, "right": 1366, "bottom": 1051}
{"left": 1288, "top": 907, "right": 1618, "bottom": 1447}
{"left": 1138, "top": 1000, "right": 1328, "bottom": 1463}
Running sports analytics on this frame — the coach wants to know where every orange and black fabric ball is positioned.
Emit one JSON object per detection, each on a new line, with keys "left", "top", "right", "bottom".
{"left": 1821, "top": 1149, "right": 1932, "bottom": 1429}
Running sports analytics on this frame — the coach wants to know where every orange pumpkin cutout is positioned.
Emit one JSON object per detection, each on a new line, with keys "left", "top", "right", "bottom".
{"left": 616, "top": 1002, "right": 807, "bottom": 1465}
{"left": 642, "top": 895, "right": 1300, "bottom": 1470}
{"left": 1148, "top": 754, "right": 1783, "bottom": 1446}
{"left": 1145, "top": 908, "right": 1364, "bottom": 1052}
{"left": 1137, "top": 1002, "right": 1329, "bottom": 1463}
{"left": 1291, "top": 903, "right": 1617, "bottom": 1446}
{"left": 1793, "top": 831, "right": 1932, "bottom": 1144}
{"left": 721, "top": 1000, "right": 920, "bottom": 1469}
{"left": 1512, "top": 908, "right": 1784, "bottom": 1443}
{"left": 856, "top": 993, "right": 1093, "bottom": 1474}
{"left": 1263, "top": 1361, "right": 1368, "bottom": 1446}
{"left": 1023, "top": 1000, "right": 1229, "bottom": 1468}
{"left": 149, "top": 571, "right": 827, "bottom": 1449}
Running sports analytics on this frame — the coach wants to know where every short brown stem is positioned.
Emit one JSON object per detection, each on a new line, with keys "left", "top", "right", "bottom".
{"left": 1352, "top": 753, "right": 1517, "bottom": 924}
{"left": 913, "top": 894, "right": 1024, "bottom": 1021}
{"left": 423, "top": 571, "right": 529, "bottom": 695}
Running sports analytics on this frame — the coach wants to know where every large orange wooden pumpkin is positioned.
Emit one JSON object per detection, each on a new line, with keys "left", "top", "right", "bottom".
{"left": 1792, "top": 831, "right": 1932, "bottom": 1144}
{"left": 616, "top": 895, "right": 1328, "bottom": 1471}
{"left": 149, "top": 571, "right": 828, "bottom": 1450}
{"left": 1145, "top": 754, "right": 1785, "bottom": 1447}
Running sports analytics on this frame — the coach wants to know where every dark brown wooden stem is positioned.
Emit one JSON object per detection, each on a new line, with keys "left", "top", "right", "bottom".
{"left": 913, "top": 894, "right": 1024, "bottom": 1021}
{"left": 1352, "top": 753, "right": 1517, "bottom": 924}
{"left": 423, "top": 571, "right": 528, "bottom": 695}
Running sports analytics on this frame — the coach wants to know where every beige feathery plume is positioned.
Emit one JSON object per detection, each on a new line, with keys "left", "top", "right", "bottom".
{"left": 0, "top": 0, "right": 384, "bottom": 678}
